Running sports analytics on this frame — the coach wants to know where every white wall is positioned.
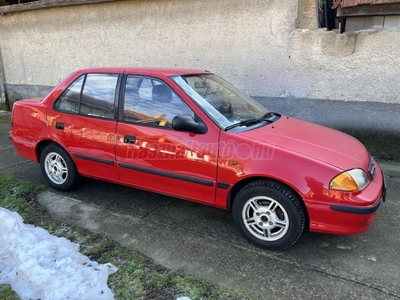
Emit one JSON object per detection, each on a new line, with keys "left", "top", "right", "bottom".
{"left": 0, "top": 0, "right": 400, "bottom": 103}
{"left": 288, "top": 28, "right": 400, "bottom": 103}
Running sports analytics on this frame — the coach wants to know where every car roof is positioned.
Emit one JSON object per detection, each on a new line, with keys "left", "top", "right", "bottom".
{"left": 77, "top": 67, "right": 211, "bottom": 76}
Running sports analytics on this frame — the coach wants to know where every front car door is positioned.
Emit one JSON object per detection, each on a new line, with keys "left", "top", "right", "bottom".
{"left": 115, "top": 74, "right": 219, "bottom": 204}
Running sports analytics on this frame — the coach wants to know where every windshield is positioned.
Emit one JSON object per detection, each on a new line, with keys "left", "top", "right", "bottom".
{"left": 171, "top": 74, "right": 269, "bottom": 129}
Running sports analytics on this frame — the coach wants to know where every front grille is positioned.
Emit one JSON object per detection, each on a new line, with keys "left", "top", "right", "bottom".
{"left": 368, "top": 157, "right": 376, "bottom": 180}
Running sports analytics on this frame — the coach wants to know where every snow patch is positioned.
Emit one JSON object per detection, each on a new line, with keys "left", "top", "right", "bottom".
{"left": 0, "top": 208, "right": 117, "bottom": 299}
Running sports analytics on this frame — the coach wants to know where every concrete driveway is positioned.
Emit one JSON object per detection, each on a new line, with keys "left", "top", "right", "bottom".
{"left": 1, "top": 121, "right": 399, "bottom": 300}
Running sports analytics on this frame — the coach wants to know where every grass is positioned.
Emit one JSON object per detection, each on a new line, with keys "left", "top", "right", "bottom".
{"left": 0, "top": 173, "right": 255, "bottom": 300}
{"left": 0, "top": 112, "right": 11, "bottom": 123}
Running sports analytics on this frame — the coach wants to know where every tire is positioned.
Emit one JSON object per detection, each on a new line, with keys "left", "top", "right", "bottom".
{"left": 40, "top": 144, "right": 80, "bottom": 191}
{"left": 232, "top": 180, "right": 305, "bottom": 251}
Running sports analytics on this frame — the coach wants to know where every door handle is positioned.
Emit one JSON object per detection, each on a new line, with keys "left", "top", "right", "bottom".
{"left": 124, "top": 135, "right": 136, "bottom": 144}
{"left": 55, "top": 122, "right": 64, "bottom": 130}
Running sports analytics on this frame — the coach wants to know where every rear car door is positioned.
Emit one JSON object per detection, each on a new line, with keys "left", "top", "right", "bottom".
{"left": 115, "top": 75, "right": 219, "bottom": 203}
{"left": 49, "top": 73, "right": 120, "bottom": 181}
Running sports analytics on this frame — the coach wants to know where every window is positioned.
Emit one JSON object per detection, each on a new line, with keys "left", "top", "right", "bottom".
{"left": 123, "top": 76, "right": 194, "bottom": 128}
{"left": 80, "top": 74, "right": 119, "bottom": 119}
{"left": 172, "top": 74, "right": 268, "bottom": 130}
{"left": 54, "top": 75, "right": 84, "bottom": 113}
{"left": 54, "top": 73, "right": 119, "bottom": 119}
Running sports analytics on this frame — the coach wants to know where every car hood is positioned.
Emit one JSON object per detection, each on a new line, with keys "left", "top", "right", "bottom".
{"left": 238, "top": 115, "right": 369, "bottom": 171}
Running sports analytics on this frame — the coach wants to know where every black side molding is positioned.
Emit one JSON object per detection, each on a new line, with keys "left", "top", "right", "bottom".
{"left": 73, "top": 153, "right": 115, "bottom": 166}
{"left": 119, "top": 163, "right": 213, "bottom": 187}
{"left": 217, "top": 182, "right": 230, "bottom": 189}
{"left": 330, "top": 199, "right": 381, "bottom": 215}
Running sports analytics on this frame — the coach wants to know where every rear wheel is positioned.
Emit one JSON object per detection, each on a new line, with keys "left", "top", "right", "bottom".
{"left": 232, "top": 180, "right": 305, "bottom": 250}
{"left": 40, "top": 145, "right": 80, "bottom": 191}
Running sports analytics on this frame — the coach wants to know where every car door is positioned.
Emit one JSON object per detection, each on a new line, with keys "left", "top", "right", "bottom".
{"left": 49, "top": 73, "right": 120, "bottom": 181}
{"left": 115, "top": 75, "right": 219, "bottom": 204}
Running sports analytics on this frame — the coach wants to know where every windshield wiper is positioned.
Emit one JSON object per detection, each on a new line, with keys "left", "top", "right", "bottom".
{"left": 224, "top": 112, "right": 275, "bottom": 131}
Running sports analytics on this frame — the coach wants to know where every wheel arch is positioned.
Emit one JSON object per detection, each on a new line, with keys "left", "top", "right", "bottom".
{"left": 37, "top": 140, "right": 81, "bottom": 191}
{"left": 36, "top": 140, "right": 68, "bottom": 162}
{"left": 227, "top": 176, "right": 310, "bottom": 230}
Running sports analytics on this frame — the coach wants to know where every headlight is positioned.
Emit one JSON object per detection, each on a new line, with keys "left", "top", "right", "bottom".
{"left": 330, "top": 169, "right": 370, "bottom": 192}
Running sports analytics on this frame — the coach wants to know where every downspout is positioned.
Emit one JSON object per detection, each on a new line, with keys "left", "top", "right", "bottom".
{"left": 332, "top": 0, "right": 346, "bottom": 33}
{"left": 325, "top": 0, "right": 335, "bottom": 30}
{"left": 0, "top": 46, "right": 9, "bottom": 111}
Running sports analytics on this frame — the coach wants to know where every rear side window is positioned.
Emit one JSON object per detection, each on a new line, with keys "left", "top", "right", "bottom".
{"left": 54, "top": 73, "right": 119, "bottom": 120}
{"left": 80, "top": 74, "right": 119, "bottom": 119}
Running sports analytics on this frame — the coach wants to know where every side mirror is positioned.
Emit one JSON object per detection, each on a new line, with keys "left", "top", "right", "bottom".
{"left": 172, "top": 114, "right": 207, "bottom": 134}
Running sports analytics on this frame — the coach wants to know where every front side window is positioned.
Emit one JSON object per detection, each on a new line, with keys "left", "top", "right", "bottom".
{"left": 123, "top": 75, "right": 194, "bottom": 128}
{"left": 171, "top": 74, "right": 269, "bottom": 130}
{"left": 54, "top": 73, "right": 119, "bottom": 120}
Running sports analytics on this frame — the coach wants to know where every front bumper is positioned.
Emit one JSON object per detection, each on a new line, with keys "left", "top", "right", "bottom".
{"left": 330, "top": 170, "right": 386, "bottom": 215}
{"left": 307, "top": 165, "right": 386, "bottom": 235}
{"left": 330, "top": 198, "right": 382, "bottom": 214}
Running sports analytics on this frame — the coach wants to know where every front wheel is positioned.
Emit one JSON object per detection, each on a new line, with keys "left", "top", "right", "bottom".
{"left": 40, "top": 144, "right": 80, "bottom": 191}
{"left": 232, "top": 180, "right": 305, "bottom": 251}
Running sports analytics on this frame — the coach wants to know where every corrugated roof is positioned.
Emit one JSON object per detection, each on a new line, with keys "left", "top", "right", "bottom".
{"left": 334, "top": 0, "right": 400, "bottom": 8}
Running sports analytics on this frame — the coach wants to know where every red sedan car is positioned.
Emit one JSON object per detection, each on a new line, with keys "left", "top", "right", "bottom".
{"left": 10, "top": 68, "right": 386, "bottom": 250}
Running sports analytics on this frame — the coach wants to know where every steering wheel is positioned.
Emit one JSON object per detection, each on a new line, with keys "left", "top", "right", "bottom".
{"left": 217, "top": 101, "right": 232, "bottom": 113}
